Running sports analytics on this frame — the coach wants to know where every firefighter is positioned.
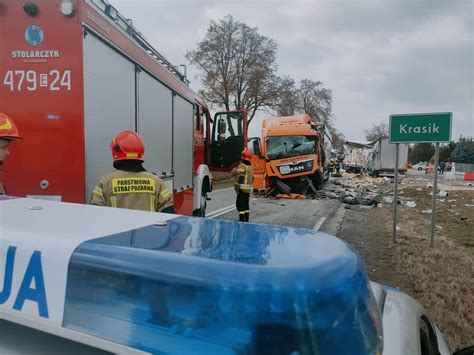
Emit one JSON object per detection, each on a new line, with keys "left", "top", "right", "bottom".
{"left": 232, "top": 149, "right": 254, "bottom": 222}
{"left": 90, "top": 130, "right": 174, "bottom": 213}
{"left": 327, "top": 159, "right": 335, "bottom": 174}
{"left": 0, "top": 113, "right": 22, "bottom": 195}
{"left": 334, "top": 159, "right": 341, "bottom": 175}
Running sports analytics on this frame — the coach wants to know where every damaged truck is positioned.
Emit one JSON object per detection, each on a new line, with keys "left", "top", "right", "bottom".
{"left": 248, "top": 114, "right": 332, "bottom": 196}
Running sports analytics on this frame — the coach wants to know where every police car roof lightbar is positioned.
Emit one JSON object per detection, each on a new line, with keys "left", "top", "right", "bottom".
{"left": 1, "top": 197, "right": 383, "bottom": 354}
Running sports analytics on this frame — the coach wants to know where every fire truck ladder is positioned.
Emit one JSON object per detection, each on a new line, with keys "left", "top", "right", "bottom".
{"left": 92, "top": 0, "right": 190, "bottom": 85}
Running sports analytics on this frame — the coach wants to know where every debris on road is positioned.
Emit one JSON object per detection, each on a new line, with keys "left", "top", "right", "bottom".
{"left": 275, "top": 193, "right": 306, "bottom": 199}
{"left": 438, "top": 190, "right": 448, "bottom": 197}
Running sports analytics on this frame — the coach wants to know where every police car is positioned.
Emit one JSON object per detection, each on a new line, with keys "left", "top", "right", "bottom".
{"left": 0, "top": 196, "right": 467, "bottom": 354}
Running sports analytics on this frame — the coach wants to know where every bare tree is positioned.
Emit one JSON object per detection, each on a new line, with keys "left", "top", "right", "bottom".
{"left": 331, "top": 131, "right": 346, "bottom": 150}
{"left": 270, "top": 77, "right": 345, "bottom": 152}
{"left": 364, "top": 122, "right": 388, "bottom": 142}
{"left": 271, "top": 78, "right": 333, "bottom": 127}
{"left": 298, "top": 79, "right": 333, "bottom": 129}
{"left": 186, "top": 15, "right": 281, "bottom": 126}
{"left": 273, "top": 76, "right": 299, "bottom": 116}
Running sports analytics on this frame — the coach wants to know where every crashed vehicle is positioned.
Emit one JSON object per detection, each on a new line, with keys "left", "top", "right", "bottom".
{"left": 2, "top": 196, "right": 471, "bottom": 354}
{"left": 248, "top": 114, "right": 332, "bottom": 196}
{"left": 343, "top": 141, "right": 373, "bottom": 174}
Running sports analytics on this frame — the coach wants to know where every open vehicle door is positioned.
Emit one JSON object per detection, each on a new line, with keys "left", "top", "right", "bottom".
{"left": 210, "top": 111, "right": 247, "bottom": 171}
{"left": 247, "top": 137, "right": 266, "bottom": 190}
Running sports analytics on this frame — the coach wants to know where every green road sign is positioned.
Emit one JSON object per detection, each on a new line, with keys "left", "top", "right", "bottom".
{"left": 389, "top": 112, "right": 452, "bottom": 143}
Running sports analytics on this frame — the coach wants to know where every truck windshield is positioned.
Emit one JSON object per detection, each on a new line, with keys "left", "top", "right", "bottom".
{"left": 267, "top": 136, "right": 317, "bottom": 159}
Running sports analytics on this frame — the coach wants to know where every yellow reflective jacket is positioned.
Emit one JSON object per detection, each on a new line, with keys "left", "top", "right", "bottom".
{"left": 90, "top": 170, "right": 173, "bottom": 212}
{"left": 232, "top": 162, "right": 254, "bottom": 193}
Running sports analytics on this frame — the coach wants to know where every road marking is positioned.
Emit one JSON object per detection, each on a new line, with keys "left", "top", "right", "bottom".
{"left": 210, "top": 187, "right": 234, "bottom": 194}
{"left": 207, "top": 204, "right": 236, "bottom": 218}
{"left": 312, "top": 217, "right": 326, "bottom": 231}
{"left": 207, "top": 199, "right": 257, "bottom": 219}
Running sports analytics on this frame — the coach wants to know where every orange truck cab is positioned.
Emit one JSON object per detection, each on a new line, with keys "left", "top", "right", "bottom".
{"left": 248, "top": 114, "right": 329, "bottom": 195}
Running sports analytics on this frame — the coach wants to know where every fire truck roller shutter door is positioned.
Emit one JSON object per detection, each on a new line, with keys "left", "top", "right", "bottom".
{"left": 137, "top": 70, "right": 173, "bottom": 177}
{"left": 172, "top": 95, "right": 194, "bottom": 192}
{"left": 83, "top": 32, "right": 136, "bottom": 202}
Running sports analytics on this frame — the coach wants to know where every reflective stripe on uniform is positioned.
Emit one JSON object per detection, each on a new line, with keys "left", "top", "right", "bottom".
{"left": 160, "top": 187, "right": 172, "bottom": 199}
{"left": 93, "top": 186, "right": 104, "bottom": 198}
{"left": 243, "top": 165, "right": 253, "bottom": 188}
{"left": 150, "top": 195, "right": 155, "bottom": 212}
{"left": 239, "top": 211, "right": 246, "bottom": 215}
{"left": 239, "top": 184, "right": 252, "bottom": 192}
{"left": 110, "top": 196, "right": 117, "bottom": 208}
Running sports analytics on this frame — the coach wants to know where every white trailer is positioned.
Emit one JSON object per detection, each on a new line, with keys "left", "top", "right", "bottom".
{"left": 343, "top": 141, "right": 372, "bottom": 173}
{"left": 366, "top": 137, "right": 409, "bottom": 176}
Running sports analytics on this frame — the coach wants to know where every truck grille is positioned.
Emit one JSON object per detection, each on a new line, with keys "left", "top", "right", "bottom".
{"left": 278, "top": 160, "right": 314, "bottom": 175}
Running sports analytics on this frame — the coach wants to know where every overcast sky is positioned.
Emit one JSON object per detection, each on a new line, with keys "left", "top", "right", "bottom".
{"left": 112, "top": 0, "right": 473, "bottom": 141}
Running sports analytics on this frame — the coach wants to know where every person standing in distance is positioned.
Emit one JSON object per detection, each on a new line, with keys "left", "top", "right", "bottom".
{"left": 232, "top": 149, "right": 254, "bottom": 222}
{"left": 0, "top": 113, "right": 22, "bottom": 195}
{"left": 90, "top": 130, "right": 174, "bottom": 213}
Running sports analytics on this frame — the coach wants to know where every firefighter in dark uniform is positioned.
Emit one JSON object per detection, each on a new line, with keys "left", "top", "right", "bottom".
{"left": 0, "top": 113, "right": 22, "bottom": 195}
{"left": 232, "top": 149, "right": 254, "bottom": 222}
{"left": 91, "top": 130, "right": 174, "bottom": 213}
{"left": 328, "top": 159, "right": 335, "bottom": 175}
{"left": 334, "top": 159, "right": 341, "bottom": 175}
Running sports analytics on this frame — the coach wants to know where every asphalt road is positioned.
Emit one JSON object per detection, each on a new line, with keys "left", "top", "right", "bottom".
{"left": 206, "top": 184, "right": 346, "bottom": 234}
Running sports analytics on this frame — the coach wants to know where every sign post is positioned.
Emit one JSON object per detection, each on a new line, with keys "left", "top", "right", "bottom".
{"left": 389, "top": 112, "right": 452, "bottom": 247}
{"left": 392, "top": 143, "right": 399, "bottom": 243}
{"left": 430, "top": 143, "right": 440, "bottom": 247}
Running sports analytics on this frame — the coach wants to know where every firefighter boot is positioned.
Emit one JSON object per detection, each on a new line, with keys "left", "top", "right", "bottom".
{"left": 245, "top": 212, "right": 250, "bottom": 222}
{"left": 239, "top": 212, "right": 246, "bottom": 222}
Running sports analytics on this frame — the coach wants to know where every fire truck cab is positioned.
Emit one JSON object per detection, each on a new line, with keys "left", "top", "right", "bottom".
{"left": 0, "top": 0, "right": 247, "bottom": 216}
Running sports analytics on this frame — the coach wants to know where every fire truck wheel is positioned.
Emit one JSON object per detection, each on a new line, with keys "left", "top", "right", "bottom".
{"left": 193, "top": 187, "right": 207, "bottom": 217}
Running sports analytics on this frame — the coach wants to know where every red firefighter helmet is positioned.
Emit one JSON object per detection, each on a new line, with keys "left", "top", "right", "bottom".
{"left": 110, "top": 131, "right": 145, "bottom": 161}
{"left": 241, "top": 149, "right": 252, "bottom": 160}
{"left": 0, "top": 113, "right": 22, "bottom": 140}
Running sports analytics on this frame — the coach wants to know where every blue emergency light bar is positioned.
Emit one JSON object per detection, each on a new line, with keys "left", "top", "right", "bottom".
{"left": 63, "top": 216, "right": 383, "bottom": 354}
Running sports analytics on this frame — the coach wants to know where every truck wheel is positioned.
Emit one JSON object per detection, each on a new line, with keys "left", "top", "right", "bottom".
{"left": 312, "top": 171, "right": 324, "bottom": 190}
{"left": 323, "top": 169, "right": 330, "bottom": 181}
{"left": 273, "top": 179, "right": 292, "bottom": 194}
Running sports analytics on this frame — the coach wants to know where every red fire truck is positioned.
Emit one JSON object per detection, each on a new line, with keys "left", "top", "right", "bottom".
{"left": 0, "top": 0, "right": 247, "bottom": 216}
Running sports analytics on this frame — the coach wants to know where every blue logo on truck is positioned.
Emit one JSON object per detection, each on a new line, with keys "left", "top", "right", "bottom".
{"left": 25, "top": 25, "right": 44, "bottom": 46}
{"left": 0, "top": 246, "right": 49, "bottom": 318}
